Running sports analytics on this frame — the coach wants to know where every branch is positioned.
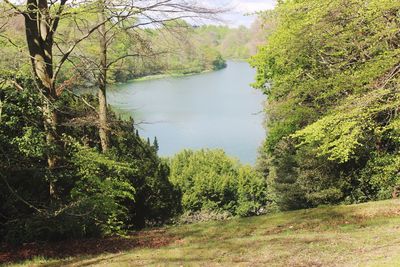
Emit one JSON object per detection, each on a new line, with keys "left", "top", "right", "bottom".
{"left": 107, "top": 51, "right": 167, "bottom": 68}
{"left": 53, "top": 17, "right": 111, "bottom": 82}
{"left": 0, "top": 33, "right": 21, "bottom": 48}
{"left": 2, "top": 0, "right": 25, "bottom": 14}
{"left": 49, "top": 0, "right": 68, "bottom": 38}
{"left": 11, "top": 80, "right": 24, "bottom": 91}
{"left": 65, "top": 88, "right": 98, "bottom": 112}
{"left": 0, "top": 172, "right": 45, "bottom": 214}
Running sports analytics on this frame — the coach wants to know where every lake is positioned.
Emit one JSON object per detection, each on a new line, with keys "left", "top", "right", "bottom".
{"left": 108, "top": 61, "right": 265, "bottom": 164}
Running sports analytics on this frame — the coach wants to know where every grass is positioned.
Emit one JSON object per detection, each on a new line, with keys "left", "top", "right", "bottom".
{"left": 5, "top": 199, "right": 400, "bottom": 266}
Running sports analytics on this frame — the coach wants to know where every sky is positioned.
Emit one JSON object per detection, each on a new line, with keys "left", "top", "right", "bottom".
{"left": 207, "top": 0, "right": 277, "bottom": 27}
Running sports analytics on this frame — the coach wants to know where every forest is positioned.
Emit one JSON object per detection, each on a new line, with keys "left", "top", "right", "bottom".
{"left": 0, "top": 0, "right": 400, "bottom": 265}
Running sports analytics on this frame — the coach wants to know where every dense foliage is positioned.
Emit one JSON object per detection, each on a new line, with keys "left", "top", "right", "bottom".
{"left": 0, "top": 79, "right": 179, "bottom": 243}
{"left": 169, "top": 149, "right": 268, "bottom": 217}
{"left": 251, "top": 0, "right": 400, "bottom": 210}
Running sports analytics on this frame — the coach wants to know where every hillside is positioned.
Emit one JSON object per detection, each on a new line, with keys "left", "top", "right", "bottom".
{"left": 5, "top": 199, "right": 400, "bottom": 266}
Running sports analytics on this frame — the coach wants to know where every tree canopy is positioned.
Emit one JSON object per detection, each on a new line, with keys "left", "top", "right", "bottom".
{"left": 251, "top": 0, "right": 400, "bottom": 209}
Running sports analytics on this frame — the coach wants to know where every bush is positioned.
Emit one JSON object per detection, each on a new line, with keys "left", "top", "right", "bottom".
{"left": 169, "top": 149, "right": 268, "bottom": 216}
{"left": 176, "top": 210, "right": 232, "bottom": 224}
{"left": 236, "top": 166, "right": 268, "bottom": 217}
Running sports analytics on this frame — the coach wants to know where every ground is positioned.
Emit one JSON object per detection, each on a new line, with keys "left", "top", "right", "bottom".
{"left": 2, "top": 199, "right": 400, "bottom": 266}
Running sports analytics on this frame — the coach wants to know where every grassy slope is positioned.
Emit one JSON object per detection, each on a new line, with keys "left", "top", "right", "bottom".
{"left": 12, "top": 199, "right": 400, "bottom": 267}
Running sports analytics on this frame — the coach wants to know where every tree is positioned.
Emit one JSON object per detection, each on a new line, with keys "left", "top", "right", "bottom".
{"left": 251, "top": 0, "right": 400, "bottom": 209}
{"left": 2, "top": 0, "right": 110, "bottom": 196}
{"left": 153, "top": 136, "right": 159, "bottom": 151}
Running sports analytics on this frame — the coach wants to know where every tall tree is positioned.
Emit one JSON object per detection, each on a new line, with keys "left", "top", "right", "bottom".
{"left": 251, "top": 0, "right": 400, "bottom": 209}
{"left": 98, "top": 0, "right": 109, "bottom": 151}
{"left": 21, "top": 0, "right": 64, "bottom": 195}
{"left": 3, "top": 0, "right": 108, "bottom": 196}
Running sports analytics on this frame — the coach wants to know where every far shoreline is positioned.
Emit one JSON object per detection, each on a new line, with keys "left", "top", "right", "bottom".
{"left": 128, "top": 68, "right": 216, "bottom": 83}
{"left": 121, "top": 59, "right": 249, "bottom": 84}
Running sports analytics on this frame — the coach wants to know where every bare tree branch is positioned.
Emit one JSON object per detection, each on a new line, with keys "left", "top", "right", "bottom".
{"left": 2, "top": 0, "right": 25, "bottom": 14}
{"left": 53, "top": 17, "right": 112, "bottom": 82}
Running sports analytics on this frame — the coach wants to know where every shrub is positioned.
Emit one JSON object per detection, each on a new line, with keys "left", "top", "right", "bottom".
{"left": 236, "top": 166, "right": 268, "bottom": 217}
{"left": 169, "top": 149, "right": 268, "bottom": 216}
{"left": 177, "top": 210, "right": 232, "bottom": 224}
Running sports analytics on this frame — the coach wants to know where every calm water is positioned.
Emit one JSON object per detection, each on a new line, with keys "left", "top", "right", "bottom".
{"left": 108, "top": 61, "right": 265, "bottom": 164}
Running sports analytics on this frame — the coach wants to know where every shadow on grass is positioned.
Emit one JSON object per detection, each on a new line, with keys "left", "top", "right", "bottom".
{"left": 2, "top": 200, "right": 399, "bottom": 266}
{"left": 0, "top": 229, "right": 180, "bottom": 266}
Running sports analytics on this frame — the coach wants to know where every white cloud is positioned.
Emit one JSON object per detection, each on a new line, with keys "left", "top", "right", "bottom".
{"left": 200, "top": 0, "right": 277, "bottom": 27}
{"left": 232, "top": 0, "right": 276, "bottom": 13}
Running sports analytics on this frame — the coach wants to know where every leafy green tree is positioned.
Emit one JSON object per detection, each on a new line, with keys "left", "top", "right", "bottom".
{"left": 251, "top": 0, "right": 400, "bottom": 209}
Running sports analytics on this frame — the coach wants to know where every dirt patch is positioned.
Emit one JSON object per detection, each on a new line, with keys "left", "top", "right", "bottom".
{"left": 0, "top": 229, "right": 178, "bottom": 265}
{"left": 353, "top": 206, "right": 400, "bottom": 220}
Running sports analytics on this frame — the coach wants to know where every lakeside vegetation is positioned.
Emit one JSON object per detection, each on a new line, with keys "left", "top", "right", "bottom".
{"left": 1, "top": 0, "right": 399, "bottom": 265}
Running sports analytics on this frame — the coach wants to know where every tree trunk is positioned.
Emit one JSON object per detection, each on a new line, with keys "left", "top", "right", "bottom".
{"left": 98, "top": 2, "right": 110, "bottom": 153}
{"left": 25, "top": 0, "right": 59, "bottom": 198}
{"left": 0, "top": 94, "right": 3, "bottom": 123}
{"left": 43, "top": 100, "right": 59, "bottom": 197}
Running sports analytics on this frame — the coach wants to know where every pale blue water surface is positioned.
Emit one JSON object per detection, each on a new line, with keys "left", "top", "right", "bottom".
{"left": 108, "top": 61, "right": 265, "bottom": 164}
